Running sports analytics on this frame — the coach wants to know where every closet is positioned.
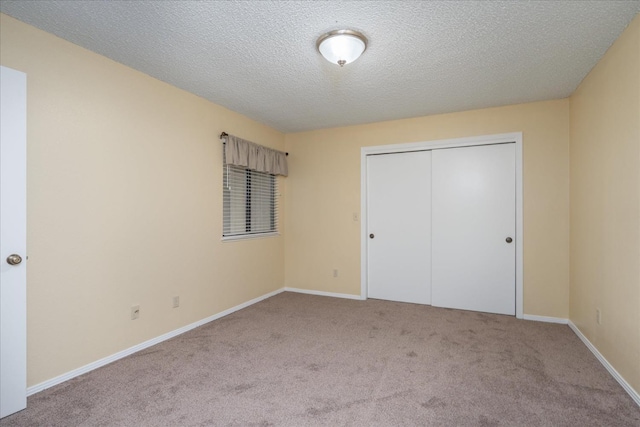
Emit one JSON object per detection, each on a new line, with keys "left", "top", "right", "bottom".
{"left": 365, "top": 142, "right": 516, "bottom": 316}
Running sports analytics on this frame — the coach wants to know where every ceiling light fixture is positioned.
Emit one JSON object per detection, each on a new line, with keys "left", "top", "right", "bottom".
{"left": 316, "top": 29, "right": 368, "bottom": 67}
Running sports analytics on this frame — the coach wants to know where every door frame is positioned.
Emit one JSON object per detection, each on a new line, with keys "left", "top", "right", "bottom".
{"left": 360, "top": 132, "right": 524, "bottom": 319}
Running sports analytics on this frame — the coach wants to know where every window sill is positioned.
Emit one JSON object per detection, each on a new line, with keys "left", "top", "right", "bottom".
{"left": 222, "top": 232, "right": 280, "bottom": 242}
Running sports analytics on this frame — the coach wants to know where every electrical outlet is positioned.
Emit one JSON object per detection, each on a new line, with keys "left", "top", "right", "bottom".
{"left": 131, "top": 304, "right": 140, "bottom": 320}
{"left": 333, "top": 269, "right": 338, "bottom": 278}
{"left": 173, "top": 296, "right": 180, "bottom": 308}
{"left": 596, "top": 308, "right": 601, "bottom": 325}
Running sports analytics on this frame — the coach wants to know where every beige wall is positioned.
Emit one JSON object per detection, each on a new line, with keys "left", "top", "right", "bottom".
{"left": 0, "top": 14, "right": 285, "bottom": 386}
{"left": 570, "top": 15, "right": 640, "bottom": 393}
{"left": 284, "top": 100, "right": 571, "bottom": 318}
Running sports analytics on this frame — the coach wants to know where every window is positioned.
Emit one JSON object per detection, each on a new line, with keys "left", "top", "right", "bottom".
{"left": 223, "top": 157, "right": 277, "bottom": 238}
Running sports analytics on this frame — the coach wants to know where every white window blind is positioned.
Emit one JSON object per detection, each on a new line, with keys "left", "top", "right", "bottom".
{"left": 223, "top": 148, "right": 277, "bottom": 237}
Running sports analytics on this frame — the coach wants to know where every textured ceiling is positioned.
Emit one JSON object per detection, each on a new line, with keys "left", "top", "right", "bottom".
{"left": 1, "top": 1, "right": 638, "bottom": 133}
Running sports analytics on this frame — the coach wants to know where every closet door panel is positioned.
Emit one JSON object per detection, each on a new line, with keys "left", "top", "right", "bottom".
{"left": 431, "top": 144, "right": 516, "bottom": 315}
{"left": 366, "top": 151, "right": 431, "bottom": 304}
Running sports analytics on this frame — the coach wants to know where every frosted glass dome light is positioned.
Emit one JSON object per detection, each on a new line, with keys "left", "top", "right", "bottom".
{"left": 317, "top": 30, "right": 368, "bottom": 67}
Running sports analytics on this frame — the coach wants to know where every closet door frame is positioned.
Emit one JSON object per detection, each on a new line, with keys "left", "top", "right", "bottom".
{"left": 360, "top": 132, "right": 523, "bottom": 319}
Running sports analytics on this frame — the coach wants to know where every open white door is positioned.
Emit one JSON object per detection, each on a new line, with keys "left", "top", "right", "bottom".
{"left": 366, "top": 151, "right": 431, "bottom": 304}
{"left": 0, "top": 66, "right": 27, "bottom": 418}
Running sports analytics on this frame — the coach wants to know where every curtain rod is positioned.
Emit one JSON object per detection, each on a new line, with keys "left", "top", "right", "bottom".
{"left": 220, "top": 132, "right": 288, "bottom": 156}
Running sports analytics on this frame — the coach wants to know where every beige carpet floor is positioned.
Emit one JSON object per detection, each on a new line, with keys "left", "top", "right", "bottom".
{"left": 1, "top": 292, "right": 639, "bottom": 426}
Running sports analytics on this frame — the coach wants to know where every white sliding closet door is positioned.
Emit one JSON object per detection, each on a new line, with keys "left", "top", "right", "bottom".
{"left": 366, "top": 151, "right": 431, "bottom": 304}
{"left": 431, "top": 143, "right": 516, "bottom": 315}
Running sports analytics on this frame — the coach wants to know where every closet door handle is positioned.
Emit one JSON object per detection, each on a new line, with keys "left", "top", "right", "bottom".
{"left": 505, "top": 237, "right": 513, "bottom": 243}
{"left": 369, "top": 234, "right": 375, "bottom": 239}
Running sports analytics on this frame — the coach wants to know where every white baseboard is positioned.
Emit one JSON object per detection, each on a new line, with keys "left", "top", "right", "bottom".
{"left": 27, "top": 288, "right": 285, "bottom": 396}
{"left": 523, "top": 314, "right": 569, "bottom": 324}
{"left": 284, "top": 287, "right": 365, "bottom": 300}
{"left": 568, "top": 321, "right": 640, "bottom": 406}
{"left": 28, "top": 290, "right": 638, "bottom": 409}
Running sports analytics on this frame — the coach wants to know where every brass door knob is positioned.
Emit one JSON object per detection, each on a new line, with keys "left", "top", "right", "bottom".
{"left": 6, "top": 254, "right": 23, "bottom": 265}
